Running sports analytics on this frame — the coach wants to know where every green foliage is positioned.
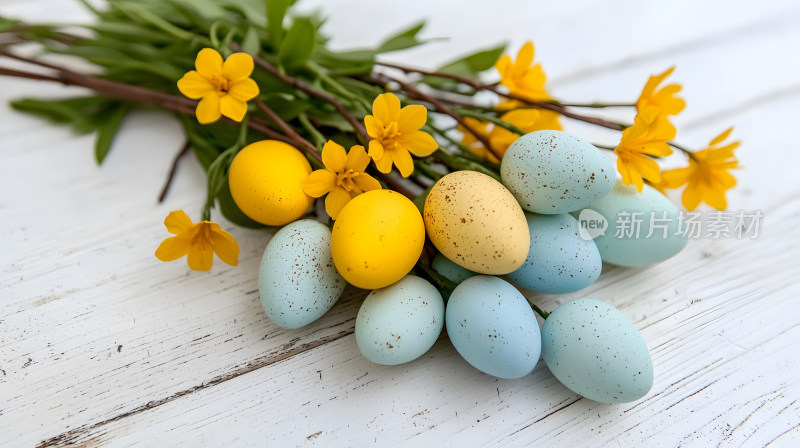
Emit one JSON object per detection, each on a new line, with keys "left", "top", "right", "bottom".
{"left": 95, "top": 104, "right": 129, "bottom": 164}
{"left": 279, "top": 17, "right": 315, "bottom": 69}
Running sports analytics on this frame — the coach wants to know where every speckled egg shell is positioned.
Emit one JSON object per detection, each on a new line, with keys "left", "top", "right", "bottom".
{"left": 446, "top": 276, "right": 541, "bottom": 379}
{"left": 259, "top": 219, "right": 346, "bottom": 329}
{"left": 356, "top": 276, "right": 444, "bottom": 365}
{"left": 432, "top": 254, "right": 477, "bottom": 285}
{"left": 424, "top": 171, "right": 530, "bottom": 275}
{"left": 501, "top": 130, "right": 615, "bottom": 214}
{"left": 582, "top": 181, "right": 688, "bottom": 267}
{"left": 507, "top": 213, "right": 602, "bottom": 294}
{"left": 541, "top": 298, "right": 653, "bottom": 403}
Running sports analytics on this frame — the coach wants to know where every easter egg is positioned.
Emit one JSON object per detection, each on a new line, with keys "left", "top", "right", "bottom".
{"left": 229, "top": 140, "right": 313, "bottom": 226}
{"left": 259, "top": 220, "right": 346, "bottom": 329}
{"left": 356, "top": 276, "right": 445, "bottom": 365}
{"left": 501, "top": 130, "right": 615, "bottom": 214}
{"left": 431, "top": 254, "right": 477, "bottom": 285}
{"left": 541, "top": 298, "right": 654, "bottom": 403}
{"left": 578, "top": 181, "right": 688, "bottom": 267}
{"left": 446, "top": 276, "right": 541, "bottom": 379}
{"left": 424, "top": 171, "right": 529, "bottom": 275}
{"left": 507, "top": 213, "right": 602, "bottom": 294}
{"left": 331, "top": 190, "right": 425, "bottom": 289}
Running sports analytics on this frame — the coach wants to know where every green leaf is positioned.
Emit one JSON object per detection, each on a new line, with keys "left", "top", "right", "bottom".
{"left": 0, "top": 16, "right": 21, "bottom": 32}
{"left": 377, "top": 21, "right": 425, "bottom": 53}
{"left": 266, "top": 0, "right": 295, "bottom": 47}
{"left": 312, "top": 47, "right": 375, "bottom": 75}
{"left": 241, "top": 24, "right": 261, "bottom": 55}
{"left": 278, "top": 17, "right": 315, "bottom": 69}
{"left": 217, "top": 177, "right": 266, "bottom": 228}
{"left": 439, "top": 43, "right": 506, "bottom": 74}
{"left": 95, "top": 104, "right": 129, "bottom": 164}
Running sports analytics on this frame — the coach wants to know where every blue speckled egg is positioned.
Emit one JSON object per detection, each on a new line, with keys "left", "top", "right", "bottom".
{"left": 432, "top": 254, "right": 477, "bottom": 285}
{"left": 259, "top": 220, "right": 346, "bottom": 329}
{"left": 356, "top": 276, "right": 444, "bottom": 365}
{"left": 541, "top": 298, "right": 653, "bottom": 403}
{"left": 501, "top": 130, "right": 615, "bottom": 214}
{"left": 579, "top": 181, "right": 688, "bottom": 267}
{"left": 507, "top": 213, "right": 601, "bottom": 294}
{"left": 446, "top": 276, "right": 541, "bottom": 379}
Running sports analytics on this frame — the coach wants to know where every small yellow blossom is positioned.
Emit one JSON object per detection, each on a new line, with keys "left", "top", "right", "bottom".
{"left": 155, "top": 210, "right": 239, "bottom": 271}
{"left": 636, "top": 66, "right": 685, "bottom": 118}
{"left": 177, "top": 48, "right": 259, "bottom": 124}
{"left": 364, "top": 93, "right": 438, "bottom": 177}
{"left": 614, "top": 110, "right": 676, "bottom": 192}
{"left": 495, "top": 41, "right": 551, "bottom": 101}
{"left": 301, "top": 141, "right": 382, "bottom": 219}
{"left": 658, "top": 128, "right": 741, "bottom": 210}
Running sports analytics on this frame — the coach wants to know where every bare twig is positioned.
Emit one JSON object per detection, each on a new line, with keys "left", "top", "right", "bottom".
{"left": 158, "top": 141, "right": 191, "bottom": 203}
{"left": 254, "top": 98, "right": 322, "bottom": 164}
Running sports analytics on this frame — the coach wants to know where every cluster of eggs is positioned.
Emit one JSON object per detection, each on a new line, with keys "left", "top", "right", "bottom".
{"left": 233, "top": 131, "right": 688, "bottom": 404}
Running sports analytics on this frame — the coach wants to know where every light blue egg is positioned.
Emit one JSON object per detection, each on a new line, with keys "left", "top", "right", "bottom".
{"left": 577, "top": 181, "right": 688, "bottom": 267}
{"left": 541, "top": 298, "right": 653, "bottom": 403}
{"left": 501, "top": 130, "right": 615, "bottom": 214}
{"left": 508, "top": 213, "right": 601, "bottom": 294}
{"left": 356, "top": 276, "right": 444, "bottom": 365}
{"left": 259, "top": 220, "right": 346, "bottom": 329}
{"left": 446, "top": 276, "right": 541, "bottom": 379}
{"left": 432, "top": 254, "right": 477, "bottom": 285}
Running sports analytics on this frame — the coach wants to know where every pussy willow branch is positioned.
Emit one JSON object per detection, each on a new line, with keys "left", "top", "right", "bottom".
{"left": 376, "top": 73, "right": 504, "bottom": 161}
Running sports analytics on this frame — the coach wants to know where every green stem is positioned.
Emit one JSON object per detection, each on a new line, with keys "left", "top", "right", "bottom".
{"left": 668, "top": 141, "right": 698, "bottom": 161}
{"left": 307, "top": 60, "right": 371, "bottom": 110}
{"left": 529, "top": 302, "right": 550, "bottom": 320}
{"left": 550, "top": 101, "right": 636, "bottom": 108}
{"left": 298, "top": 113, "right": 326, "bottom": 150}
{"left": 455, "top": 108, "right": 526, "bottom": 136}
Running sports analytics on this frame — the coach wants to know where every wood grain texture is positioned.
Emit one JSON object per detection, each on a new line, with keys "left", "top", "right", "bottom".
{"left": 1, "top": 0, "right": 799, "bottom": 447}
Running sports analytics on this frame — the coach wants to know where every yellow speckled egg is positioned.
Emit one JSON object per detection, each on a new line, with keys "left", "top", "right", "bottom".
{"left": 424, "top": 171, "right": 529, "bottom": 274}
{"left": 228, "top": 140, "right": 313, "bottom": 226}
{"left": 331, "top": 190, "right": 425, "bottom": 289}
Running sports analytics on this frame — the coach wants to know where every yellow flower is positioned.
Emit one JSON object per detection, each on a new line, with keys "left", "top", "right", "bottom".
{"left": 365, "top": 93, "right": 438, "bottom": 177}
{"left": 155, "top": 210, "right": 239, "bottom": 271}
{"left": 300, "top": 141, "right": 382, "bottom": 219}
{"left": 457, "top": 117, "right": 496, "bottom": 162}
{"left": 489, "top": 108, "right": 563, "bottom": 156}
{"left": 495, "top": 41, "right": 551, "bottom": 101}
{"left": 658, "top": 128, "right": 741, "bottom": 210}
{"left": 614, "top": 110, "right": 676, "bottom": 192}
{"left": 636, "top": 66, "right": 685, "bottom": 118}
{"left": 177, "top": 48, "right": 259, "bottom": 124}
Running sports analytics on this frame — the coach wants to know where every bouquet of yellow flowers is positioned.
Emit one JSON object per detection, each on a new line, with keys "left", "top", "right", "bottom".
{"left": 0, "top": 0, "right": 740, "bottom": 404}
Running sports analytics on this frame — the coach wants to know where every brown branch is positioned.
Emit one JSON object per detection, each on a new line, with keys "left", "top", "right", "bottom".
{"left": 254, "top": 98, "right": 322, "bottom": 164}
{"left": 231, "top": 43, "right": 370, "bottom": 143}
{"left": 158, "top": 140, "right": 191, "bottom": 203}
{"left": 378, "top": 73, "right": 503, "bottom": 161}
{"left": 375, "top": 61, "right": 625, "bottom": 131}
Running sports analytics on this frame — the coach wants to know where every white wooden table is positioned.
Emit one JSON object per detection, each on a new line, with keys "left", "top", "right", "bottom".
{"left": 2, "top": 1, "right": 799, "bottom": 446}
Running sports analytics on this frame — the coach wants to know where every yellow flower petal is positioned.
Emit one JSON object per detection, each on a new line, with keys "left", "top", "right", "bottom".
{"left": 660, "top": 167, "right": 691, "bottom": 189}
{"left": 372, "top": 93, "right": 400, "bottom": 124}
{"left": 187, "top": 236, "right": 213, "bottom": 271}
{"left": 710, "top": 127, "right": 735, "bottom": 146}
{"left": 177, "top": 71, "right": 215, "bottom": 100}
{"left": 322, "top": 140, "right": 347, "bottom": 172}
{"left": 516, "top": 41, "right": 534, "bottom": 72}
{"left": 164, "top": 209, "right": 194, "bottom": 234}
{"left": 399, "top": 130, "right": 438, "bottom": 157}
{"left": 393, "top": 148, "right": 414, "bottom": 177}
{"left": 325, "top": 187, "right": 351, "bottom": 219}
{"left": 364, "top": 115, "right": 383, "bottom": 139}
{"left": 397, "top": 105, "right": 427, "bottom": 132}
{"left": 353, "top": 173, "right": 381, "bottom": 192}
{"left": 682, "top": 183, "right": 703, "bottom": 211}
{"left": 208, "top": 223, "right": 239, "bottom": 267}
{"left": 704, "top": 188, "right": 728, "bottom": 210}
{"left": 195, "top": 48, "right": 223, "bottom": 77}
{"left": 222, "top": 52, "right": 254, "bottom": 82}
{"left": 300, "top": 169, "right": 337, "bottom": 197}
{"left": 220, "top": 95, "right": 247, "bottom": 122}
{"left": 196, "top": 94, "right": 222, "bottom": 124}
{"left": 368, "top": 139, "right": 385, "bottom": 162}
{"left": 228, "top": 78, "right": 259, "bottom": 102}
{"left": 345, "top": 145, "right": 370, "bottom": 172}
{"left": 372, "top": 145, "right": 393, "bottom": 174}
{"left": 155, "top": 234, "right": 192, "bottom": 261}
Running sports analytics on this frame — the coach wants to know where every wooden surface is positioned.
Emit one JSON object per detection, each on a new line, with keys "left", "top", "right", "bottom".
{"left": 2, "top": 1, "right": 799, "bottom": 446}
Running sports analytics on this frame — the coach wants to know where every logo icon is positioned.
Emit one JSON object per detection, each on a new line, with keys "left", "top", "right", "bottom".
{"left": 577, "top": 209, "right": 608, "bottom": 240}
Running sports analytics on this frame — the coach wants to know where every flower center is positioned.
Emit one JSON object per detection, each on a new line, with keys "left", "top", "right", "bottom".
{"left": 336, "top": 169, "right": 359, "bottom": 192}
{"left": 209, "top": 74, "right": 230, "bottom": 93}
{"left": 380, "top": 121, "right": 402, "bottom": 149}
